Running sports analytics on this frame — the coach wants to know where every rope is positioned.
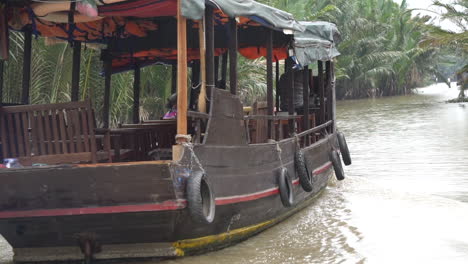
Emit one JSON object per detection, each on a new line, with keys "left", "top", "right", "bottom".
{"left": 275, "top": 141, "right": 284, "bottom": 168}
{"left": 182, "top": 142, "right": 205, "bottom": 174}
{"left": 175, "top": 134, "right": 192, "bottom": 143}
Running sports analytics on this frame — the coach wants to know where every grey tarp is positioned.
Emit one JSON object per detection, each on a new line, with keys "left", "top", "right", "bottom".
{"left": 293, "top": 21, "right": 341, "bottom": 65}
{"left": 182, "top": 0, "right": 304, "bottom": 32}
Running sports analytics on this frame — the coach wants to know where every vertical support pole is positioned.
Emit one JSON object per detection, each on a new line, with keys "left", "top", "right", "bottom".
{"left": 266, "top": 29, "right": 274, "bottom": 139}
{"left": 318, "top": 60, "right": 325, "bottom": 125}
{"left": 71, "top": 41, "right": 81, "bottom": 101}
{"left": 171, "top": 65, "right": 177, "bottom": 94}
{"left": 220, "top": 53, "right": 227, "bottom": 89}
{"left": 302, "top": 66, "right": 309, "bottom": 144}
{"left": 133, "top": 65, "right": 141, "bottom": 124}
{"left": 325, "top": 60, "right": 333, "bottom": 133}
{"left": 21, "top": 29, "right": 32, "bottom": 105}
{"left": 331, "top": 61, "right": 336, "bottom": 133}
{"left": 176, "top": 0, "right": 188, "bottom": 140}
{"left": 205, "top": 5, "right": 215, "bottom": 97}
{"left": 198, "top": 18, "right": 207, "bottom": 113}
{"left": 190, "top": 61, "right": 200, "bottom": 110}
{"left": 103, "top": 58, "right": 112, "bottom": 128}
{"left": 275, "top": 60, "right": 280, "bottom": 111}
{"left": 229, "top": 18, "right": 237, "bottom": 95}
{"left": 288, "top": 60, "right": 295, "bottom": 136}
{"left": 0, "top": 60, "right": 3, "bottom": 105}
{"left": 214, "top": 56, "right": 219, "bottom": 86}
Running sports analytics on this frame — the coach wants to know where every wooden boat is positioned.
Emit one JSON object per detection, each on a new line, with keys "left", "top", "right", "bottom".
{"left": 0, "top": 0, "right": 351, "bottom": 263}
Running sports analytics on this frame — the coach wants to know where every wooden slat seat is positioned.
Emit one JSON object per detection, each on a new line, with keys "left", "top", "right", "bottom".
{"left": 0, "top": 100, "right": 111, "bottom": 166}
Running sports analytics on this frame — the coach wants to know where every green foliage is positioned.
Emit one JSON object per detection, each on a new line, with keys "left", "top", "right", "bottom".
{"left": 259, "top": 0, "right": 463, "bottom": 99}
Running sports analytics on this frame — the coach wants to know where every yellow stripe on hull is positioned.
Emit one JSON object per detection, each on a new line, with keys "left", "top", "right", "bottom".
{"left": 173, "top": 186, "right": 327, "bottom": 256}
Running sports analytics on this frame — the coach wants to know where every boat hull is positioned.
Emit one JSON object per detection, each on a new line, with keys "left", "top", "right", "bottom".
{"left": 0, "top": 135, "right": 337, "bottom": 263}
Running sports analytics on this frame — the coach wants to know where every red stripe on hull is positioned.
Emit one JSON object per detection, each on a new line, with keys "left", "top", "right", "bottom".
{"left": 0, "top": 200, "right": 186, "bottom": 219}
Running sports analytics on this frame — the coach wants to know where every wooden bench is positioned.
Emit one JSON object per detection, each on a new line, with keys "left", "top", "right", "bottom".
{"left": 0, "top": 100, "right": 111, "bottom": 166}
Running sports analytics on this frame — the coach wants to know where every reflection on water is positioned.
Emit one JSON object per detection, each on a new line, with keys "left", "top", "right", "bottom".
{"left": 1, "top": 83, "right": 467, "bottom": 263}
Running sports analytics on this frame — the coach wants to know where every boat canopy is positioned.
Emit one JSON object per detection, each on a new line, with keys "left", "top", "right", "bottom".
{"left": 293, "top": 21, "right": 341, "bottom": 65}
{"left": 2, "top": 1, "right": 340, "bottom": 72}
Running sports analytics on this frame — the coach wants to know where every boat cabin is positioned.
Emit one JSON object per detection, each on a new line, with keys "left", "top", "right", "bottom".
{"left": 0, "top": 0, "right": 340, "bottom": 167}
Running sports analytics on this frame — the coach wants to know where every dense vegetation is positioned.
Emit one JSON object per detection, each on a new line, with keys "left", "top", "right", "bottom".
{"left": 260, "top": 0, "right": 467, "bottom": 99}
{"left": 1, "top": 0, "right": 466, "bottom": 125}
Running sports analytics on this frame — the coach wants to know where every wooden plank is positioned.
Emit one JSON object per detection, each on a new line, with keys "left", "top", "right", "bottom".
{"left": 220, "top": 53, "right": 227, "bottom": 89}
{"left": 1, "top": 101, "right": 89, "bottom": 113}
{"left": 71, "top": 110, "right": 83, "bottom": 152}
{"left": 318, "top": 60, "right": 325, "bottom": 125}
{"left": 66, "top": 110, "right": 76, "bottom": 153}
{"left": 6, "top": 113, "right": 17, "bottom": 157}
{"left": 43, "top": 110, "right": 53, "bottom": 154}
{"left": 188, "top": 111, "right": 209, "bottom": 120}
{"left": 29, "top": 111, "right": 39, "bottom": 156}
{"left": 86, "top": 102, "right": 98, "bottom": 163}
{"left": 50, "top": 110, "right": 61, "bottom": 154}
{"left": 58, "top": 110, "right": 68, "bottom": 154}
{"left": 36, "top": 111, "right": 46, "bottom": 155}
{"left": 266, "top": 29, "right": 273, "bottom": 139}
{"left": 205, "top": 6, "right": 215, "bottom": 98}
{"left": 303, "top": 66, "right": 310, "bottom": 144}
{"left": 229, "top": 18, "right": 237, "bottom": 95}
{"left": 21, "top": 29, "right": 32, "bottom": 105}
{"left": 21, "top": 112, "right": 31, "bottom": 157}
{"left": 214, "top": 56, "right": 219, "bottom": 84}
{"left": 0, "top": 113, "right": 9, "bottom": 157}
{"left": 275, "top": 60, "right": 280, "bottom": 111}
{"left": 288, "top": 61, "right": 295, "bottom": 136}
{"left": 71, "top": 41, "right": 81, "bottom": 102}
{"left": 80, "top": 109, "right": 90, "bottom": 152}
{"left": 171, "top": 65, "right": 177, "bottom": 94}
{"left": 176, "top": 0, "right": 188, "bottom": 140}
{"left": 14, "top": 112, "right": 25, "bottom": 156}
{"left": 19, "top": 152, "right": 93, "bottom": 165}
{"left": 198, "top": 17, "right": 207, "bottom": 113}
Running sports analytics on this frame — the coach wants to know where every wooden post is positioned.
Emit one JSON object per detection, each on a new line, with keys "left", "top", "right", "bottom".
{"left": 71, "top": 41, "right": 81, "bottom": 101}
{"left": 176, "top": 0, "right": 188, "bottom": 141}
{"left": 133, "top": 65, "right": 141, "bottom": 124}
{"left": 171, "top": 65, "right": 177, "bottom": 94}
{"left": 205, "top": 6, "right": 215, "bottom": 96}
{"left": 302, "top": 65, "right": 309, "bottom": 144}
{"left": 288, "top": 60, "right": 295, "bottom": 136}
{"left": 220, "top": 53, "right": 227, "bottom": 89}
{"left": 318, "top": 60, "right": 325, "bottom": 125}
{"left": 266, "top": 29, "right": 274, "bottom": 139}
{"left": 21, "top": 29, "right": 32, "bottom": 105}
{"left": 214, "top": 56, "right": 219, "bottom": 86}
{"left": 229, "top": 18, "right": 237, "bottom": 95}
{"left": 197, "top": 18, "right": 207, "bottom": 113}
{"left": 103, "top": 58, "right": 112, "bottom": 128}
{"left": 275, "top": 60, "right": 280, "bottom": 111}
{"left": 0, "top": 60, "right": 3, "bottom": 105}
{"left": 190, "top": 61, "right": 200, "bottom": 110}
{"left": 331, "top": 61, "right": 336, "bottom": 133}
{"left": 325, "top": 60, "right": 333, "bottom": 132}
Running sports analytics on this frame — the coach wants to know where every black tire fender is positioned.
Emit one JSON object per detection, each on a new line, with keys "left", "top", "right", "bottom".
{"left": 187, "top": 171, "right": 216, "bottom": 224}
{"left": 330, "top": 150, "right": 345, "bottom": 181}
{"left": 278, "top": 167, "right": 294, "bottom": 207}
{"left": 337, "top": 132, "right": 352, "bottom": 166}
{"left": 295, "top": 151, "right": 313, "bottom": 192}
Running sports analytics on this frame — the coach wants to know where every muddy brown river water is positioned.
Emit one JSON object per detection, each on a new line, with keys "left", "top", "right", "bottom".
{"left": 1, "top": 83, "right": 467, "bottom": 264}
